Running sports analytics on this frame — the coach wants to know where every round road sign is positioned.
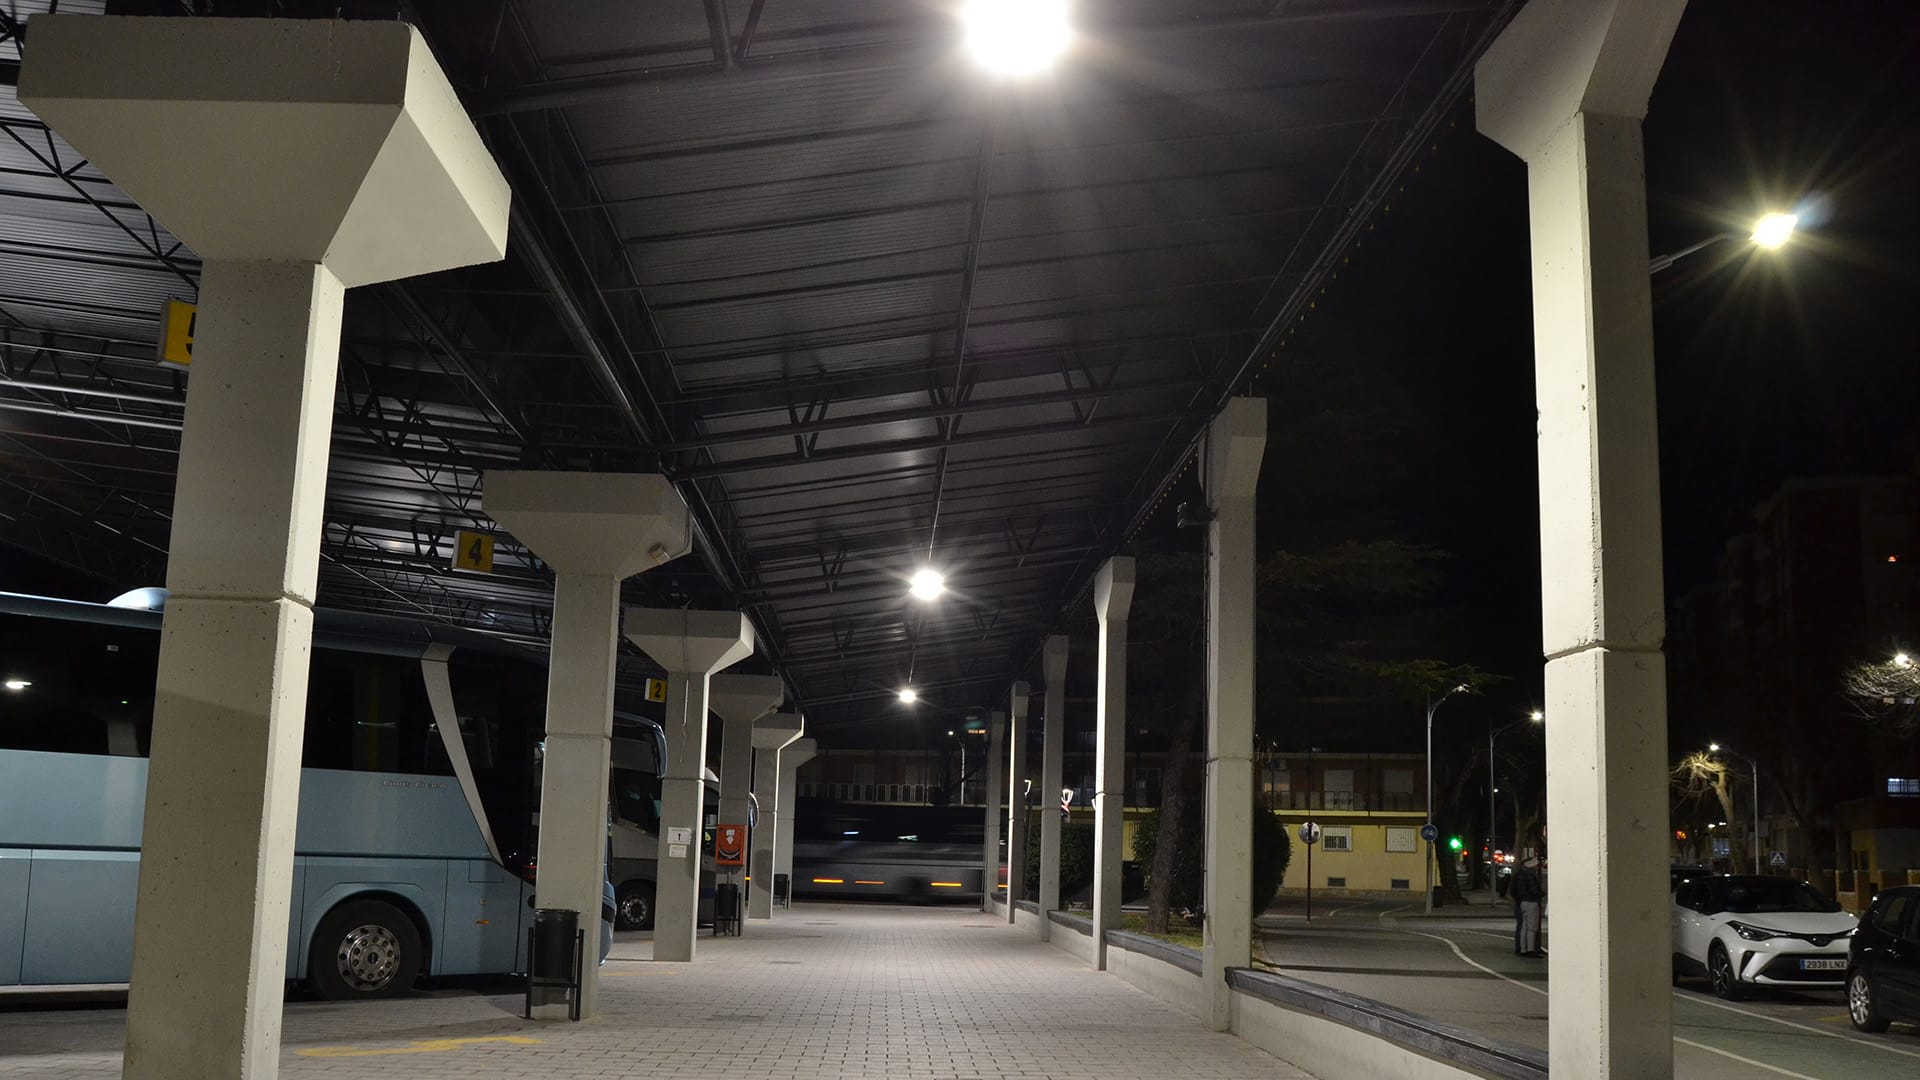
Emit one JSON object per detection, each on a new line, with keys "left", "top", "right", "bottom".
{"left": 1420, "top": 823, "right": 1439, "bottom": 843}
{"left": 1299, "top": 821, "right": 1322, "bottom": 846}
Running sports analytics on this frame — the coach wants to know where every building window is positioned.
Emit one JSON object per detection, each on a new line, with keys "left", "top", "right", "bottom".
{"left": 1385, "top": 827, "right": 1417, "bottom": 853}
{"left": 1322, "top": 827, "right": 1352, "bottom": 852}
{"left": 1323, "top": 769, "right": 1355, "bottom": 811}
{"left": 1890, "top": 778, "right": 1920, "bottom": 797}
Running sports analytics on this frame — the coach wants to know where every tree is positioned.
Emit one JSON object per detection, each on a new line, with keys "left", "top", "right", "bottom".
{"left": 1842, "top": 654, "right": 1920, "bottom": 737}
{"left": 1672, "top": 751, "right": 1747, "bottom": 870}
{"left": 1134, "top": 798, "right": 1293, "bottom": 921}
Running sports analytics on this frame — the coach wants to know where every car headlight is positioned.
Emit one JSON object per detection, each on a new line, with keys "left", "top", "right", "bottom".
{"left": 1728, "top": 921, "right": 1778, "bottom": 942}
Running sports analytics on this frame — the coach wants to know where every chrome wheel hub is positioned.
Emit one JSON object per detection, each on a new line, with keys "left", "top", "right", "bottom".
{"left": 336, "top": 924, "right": 401, "bottom": 992}
{"left": 1849, "top": 974, "right": 1870, "bottom": 1024}
{"left": 620, "top": 893, "right": 651, "bottom": 927}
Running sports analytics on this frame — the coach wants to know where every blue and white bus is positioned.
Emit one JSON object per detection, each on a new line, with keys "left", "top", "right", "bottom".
{"left": 0, "top": 591, "right": 618, "bottom": 999}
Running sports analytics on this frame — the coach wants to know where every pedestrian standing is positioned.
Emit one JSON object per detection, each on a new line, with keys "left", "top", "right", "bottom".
{"left": 1513, "top": 849, "right": 1545, "bottom": 957}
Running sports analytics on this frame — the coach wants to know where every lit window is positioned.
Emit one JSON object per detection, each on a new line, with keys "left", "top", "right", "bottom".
{"left": 1889, "top": 778, "right": 1920, "bottom": 797}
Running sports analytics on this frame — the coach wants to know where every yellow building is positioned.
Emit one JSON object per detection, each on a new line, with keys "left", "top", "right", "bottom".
{"left": 1267, "top": 751, "right": 1429, "bottom": 896}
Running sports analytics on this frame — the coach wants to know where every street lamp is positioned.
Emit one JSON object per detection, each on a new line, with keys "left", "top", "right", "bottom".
{"left": 1425, "top": 683, "right": 1469, "bottom": 914}
{"left": 1488, "top": 709, "right": 1544, "bottom": 887}
{"left": 1709, "top": 742, "right": 1761, "bottom": 874}
{"left": 1649, "top": 211, "right": 1798, "bottom": 274}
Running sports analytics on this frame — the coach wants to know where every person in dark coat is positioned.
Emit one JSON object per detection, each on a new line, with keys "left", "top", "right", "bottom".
{"left": 1512, "top": 849, "right": 1546, "bottom": 957}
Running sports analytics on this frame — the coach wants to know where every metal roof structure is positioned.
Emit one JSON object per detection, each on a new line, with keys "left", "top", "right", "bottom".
{"left": 0, "top": 0, "right": 1513, "bottom": 730}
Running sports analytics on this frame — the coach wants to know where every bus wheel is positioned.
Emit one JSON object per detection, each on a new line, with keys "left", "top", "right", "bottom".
{"left": 617, "top": 881, "right": 655, "bottom": 931}
{"left": 310, "top": 900, "right": 421, "bottom": 1000}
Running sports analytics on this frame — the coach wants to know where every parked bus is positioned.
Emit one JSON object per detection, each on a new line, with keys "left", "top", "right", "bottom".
{"left": 0, "top": 591, "right": 616, "bottom": 999}
{"left": 607, "top": 714, "right": 721, "bottom": 931}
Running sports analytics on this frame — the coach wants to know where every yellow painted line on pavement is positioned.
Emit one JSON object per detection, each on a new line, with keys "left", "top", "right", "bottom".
{"left": 297, "top": 1036, "right": 542, "bottom": 1058}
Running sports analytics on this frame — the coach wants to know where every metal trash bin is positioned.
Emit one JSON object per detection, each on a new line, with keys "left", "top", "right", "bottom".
{"left": 773, "top": 873, "right": 791, "bottom": 908}
{"left": 525, "top": 907, "right": 584, "bottom": 1020}
{"left": 714, "top": 882, "right": 742, "bottom": 936}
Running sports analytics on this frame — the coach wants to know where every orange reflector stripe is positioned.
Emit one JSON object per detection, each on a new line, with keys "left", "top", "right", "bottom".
{"left": 930, "top": 882, "right": 963, "bottom": 888}
{"left": 855, "top": 880, "right": 885, "bottom": 885}
{"left": 812, "top": 877, "right": 844, "bottom": 884}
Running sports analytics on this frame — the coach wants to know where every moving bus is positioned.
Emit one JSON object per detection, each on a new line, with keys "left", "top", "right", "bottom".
{"left": 0, "top": 591, "right": 616, "bottom": 999}
{"left": 791, "top": 800, "right": 987, "bottom": 902}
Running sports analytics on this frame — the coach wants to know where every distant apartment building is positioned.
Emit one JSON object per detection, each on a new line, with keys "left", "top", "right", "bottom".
{"left": 1668, "top": 474, "right": 1920, "bottom": 878}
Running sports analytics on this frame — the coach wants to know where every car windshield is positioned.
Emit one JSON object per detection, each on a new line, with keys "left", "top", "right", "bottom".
{"left": 1704, "top": 878, "right": 1840, "bottom": 915}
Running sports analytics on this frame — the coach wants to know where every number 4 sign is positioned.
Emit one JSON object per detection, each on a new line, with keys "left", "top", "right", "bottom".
{"left": 451, "top": 530, "right": 495, "bottom": 573}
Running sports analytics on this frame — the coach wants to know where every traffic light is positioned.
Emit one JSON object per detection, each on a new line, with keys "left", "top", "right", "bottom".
{"left": 1447, "top": 836, "right": 1464, "bottom": 852}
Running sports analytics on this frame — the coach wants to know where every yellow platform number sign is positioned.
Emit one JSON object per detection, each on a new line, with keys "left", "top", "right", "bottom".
{"left": 645, "top": 678, "right": 668, "bottom": 703}
{"left": 157, "top": 298, "right": 196, "bottom": 368}
{"left": 451, "top": 530, "right": 495, "bottom": 573}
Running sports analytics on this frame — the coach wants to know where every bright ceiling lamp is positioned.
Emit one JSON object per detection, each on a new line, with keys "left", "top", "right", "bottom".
{"left": 899, "top": 687, "right": 919, "bottom": 705}
{"left": 909, "top": 567, "right": 946, "bottom": 601}
{"left": 1751, "top": 212, "right": 1797, "bottom": 250}
{"left": 962, "top": 0, "right": 1072, "bottom": 77}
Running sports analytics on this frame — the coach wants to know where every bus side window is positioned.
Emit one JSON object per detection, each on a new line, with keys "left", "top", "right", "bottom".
{"left": 302, "top": 648, "right": 446, "bottom": 775}
{"left": 0, "top": 612, "right": 158, "bottom": 757}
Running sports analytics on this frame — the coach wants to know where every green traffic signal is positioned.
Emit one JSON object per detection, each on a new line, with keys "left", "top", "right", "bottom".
{"left": 1447, "top": 836, "right": 1464, "bottom": 852}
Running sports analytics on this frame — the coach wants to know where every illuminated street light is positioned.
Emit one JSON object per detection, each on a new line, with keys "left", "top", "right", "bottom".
{"left": 961, "top": 0, "right": 1072, "bottom": 76}
{"left": 1649, "top": 210, "right": 1801, "bottom": 274}
{"left": 3, "top": 679, "right": 29, "bottom": 691}
{"left": 898, "top": 687, "right": 918, "bottom": 705}
{"left": 1751, "top": 212, "right": 1797, "bottom": 250}
{"left": 1894, "top": 652, "right": 1913, "bottom": 669}
{"left": 1528, "top": 709, "right": 1544, "bottom": 722}
{"left": 909, "top": 568, "right": 946, "bottom": 601}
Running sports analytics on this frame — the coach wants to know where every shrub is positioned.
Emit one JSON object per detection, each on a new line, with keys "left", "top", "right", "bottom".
{"left": 1133, "top": 801, "right": 1293, "bottom": 918}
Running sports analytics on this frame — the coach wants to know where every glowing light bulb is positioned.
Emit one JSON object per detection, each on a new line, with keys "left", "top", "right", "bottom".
{"left": 962, "top": 0, "right": 1072, "bottom": 77}
{"left": 1751, "top": 212, "right": 1797, "bottom": 250}
{"left": 909, "top": 568, "right": 946, "bottom": 601}
{"left": 899, "top": 688, "right": 918, "bottom": 705}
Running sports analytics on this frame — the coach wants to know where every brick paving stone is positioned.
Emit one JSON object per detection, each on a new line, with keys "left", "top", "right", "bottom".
{"left": 0, "top": 904, "right": 1316, "bottom": 1079}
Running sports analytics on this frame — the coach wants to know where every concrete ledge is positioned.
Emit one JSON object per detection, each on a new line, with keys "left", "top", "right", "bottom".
{"left": 1102, "top": 931, "right": 1206, "bottom": 1020}
{"left": 1014, "top": 899, "right": 1040, "bottom": 916}
{"left": 1048, "top": 909, "right": 1092, "bottom": 936}
{"left": 1226, "top": 968, "right": 1547, "bottom": 1080}
{"left": 1103, "top": 930, "right": 1202, "bottom": 976}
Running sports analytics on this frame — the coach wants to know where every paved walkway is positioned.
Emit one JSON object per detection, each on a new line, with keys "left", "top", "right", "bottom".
{"left": 0, "top": 904, "right": 1312, "bottom": 1079}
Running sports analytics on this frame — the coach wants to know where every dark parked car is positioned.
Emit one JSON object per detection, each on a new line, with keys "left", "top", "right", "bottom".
{"left": 1847, "top": 885, "right": 1920, "bottom": 1032}
{"left": 1671, "top": 864, "right": 1711, "bottom": 892}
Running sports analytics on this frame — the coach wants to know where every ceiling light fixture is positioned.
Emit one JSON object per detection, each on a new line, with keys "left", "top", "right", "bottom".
{"left": 899, "top": 688, "right": 918, "bottom": 705}
{"left": 961, "top": 0, "right": 1072, "bottom": 77}
{"left": 909, "top": 568, "right": 946, "bottom": 601}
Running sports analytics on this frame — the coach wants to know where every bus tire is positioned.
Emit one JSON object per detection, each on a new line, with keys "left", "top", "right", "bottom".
{"left": 617, "top": 881, "right": 656, "bottom": 931}
{"left": 309, "top": 899, "right": 422, "bottom": 1000}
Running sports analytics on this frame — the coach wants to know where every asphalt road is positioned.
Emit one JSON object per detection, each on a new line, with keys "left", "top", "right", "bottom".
{"left": 1257, "top": 895, "right": 1920, "bottom": 1079}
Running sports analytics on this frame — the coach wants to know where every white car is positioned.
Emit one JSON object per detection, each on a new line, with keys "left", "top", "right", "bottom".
{"left": 1672, "top": 875, "right": 1858, "bottom": 999}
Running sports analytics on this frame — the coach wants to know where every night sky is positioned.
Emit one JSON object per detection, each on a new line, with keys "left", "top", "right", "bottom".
{"left": 1277, "top": 0, "right": 1920, "bottom": 716}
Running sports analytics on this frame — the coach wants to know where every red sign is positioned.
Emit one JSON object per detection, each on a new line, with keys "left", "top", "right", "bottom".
{"left": 715, "top": 823, "right": 746, "bottom": 867}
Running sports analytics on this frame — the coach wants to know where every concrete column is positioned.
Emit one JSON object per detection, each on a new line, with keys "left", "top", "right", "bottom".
{"left": 775, "top": 738, "right": 818, "bottom": 897}
{"left": 748, "top": 713, "right": 804, "bottom": 919}
{"left": 1092, "top": 557, "right": 1135, "bottom": 969}
{"left": 1201, "top": 398, "right": 1266, "bottom": 1031}
{"left": 710, "top": 675, "right": 784, "bottom": 931}
{"left": 485, "top": 472, "right": 692, "bottom": 1019}
{"left": 626, "top": 611, "right": 755, "bottom": 962}
{"left": 1037, "top": 636, "right": 1069, "bottom": 940}
{"left": 20, "top": 18, "right": 507, "bottom": 1078}
{"left": 1005, "top": 682, "right": 1032, "bottom": 921}
{"left": 980, "top": 711, "right": 1007, "bottom": 910}
{"left": 1477, "top": 3, "right": 1684, "bottom": 1075}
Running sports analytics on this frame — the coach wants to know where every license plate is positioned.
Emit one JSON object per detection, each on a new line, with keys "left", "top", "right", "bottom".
{"left": 1800, "top": 959, "right": 1845, "bottom": 971}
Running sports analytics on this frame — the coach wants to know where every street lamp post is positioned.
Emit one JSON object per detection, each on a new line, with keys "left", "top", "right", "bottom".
{"left": 1488, "top": 710, "right": 1544, "bottom": 887}
{"left": 1648, "top": 212, "right": 1797, "bottom": 274}
{"left": 1425, "top": 683, "right": 1468, "bottom": 914}
{"left": 1710, "top": 742, "right": 1761, "bottom": 874}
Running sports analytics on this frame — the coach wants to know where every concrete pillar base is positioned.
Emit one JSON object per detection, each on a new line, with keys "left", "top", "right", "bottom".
{"left": 749, "top": 714, "right": 805, "bottom": 919}
{"left": 1037, "top": 636, "right": 1069, "bottom": 941}
{"left": 1093, "top": 558, "right": 1135, "bottom": 970}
